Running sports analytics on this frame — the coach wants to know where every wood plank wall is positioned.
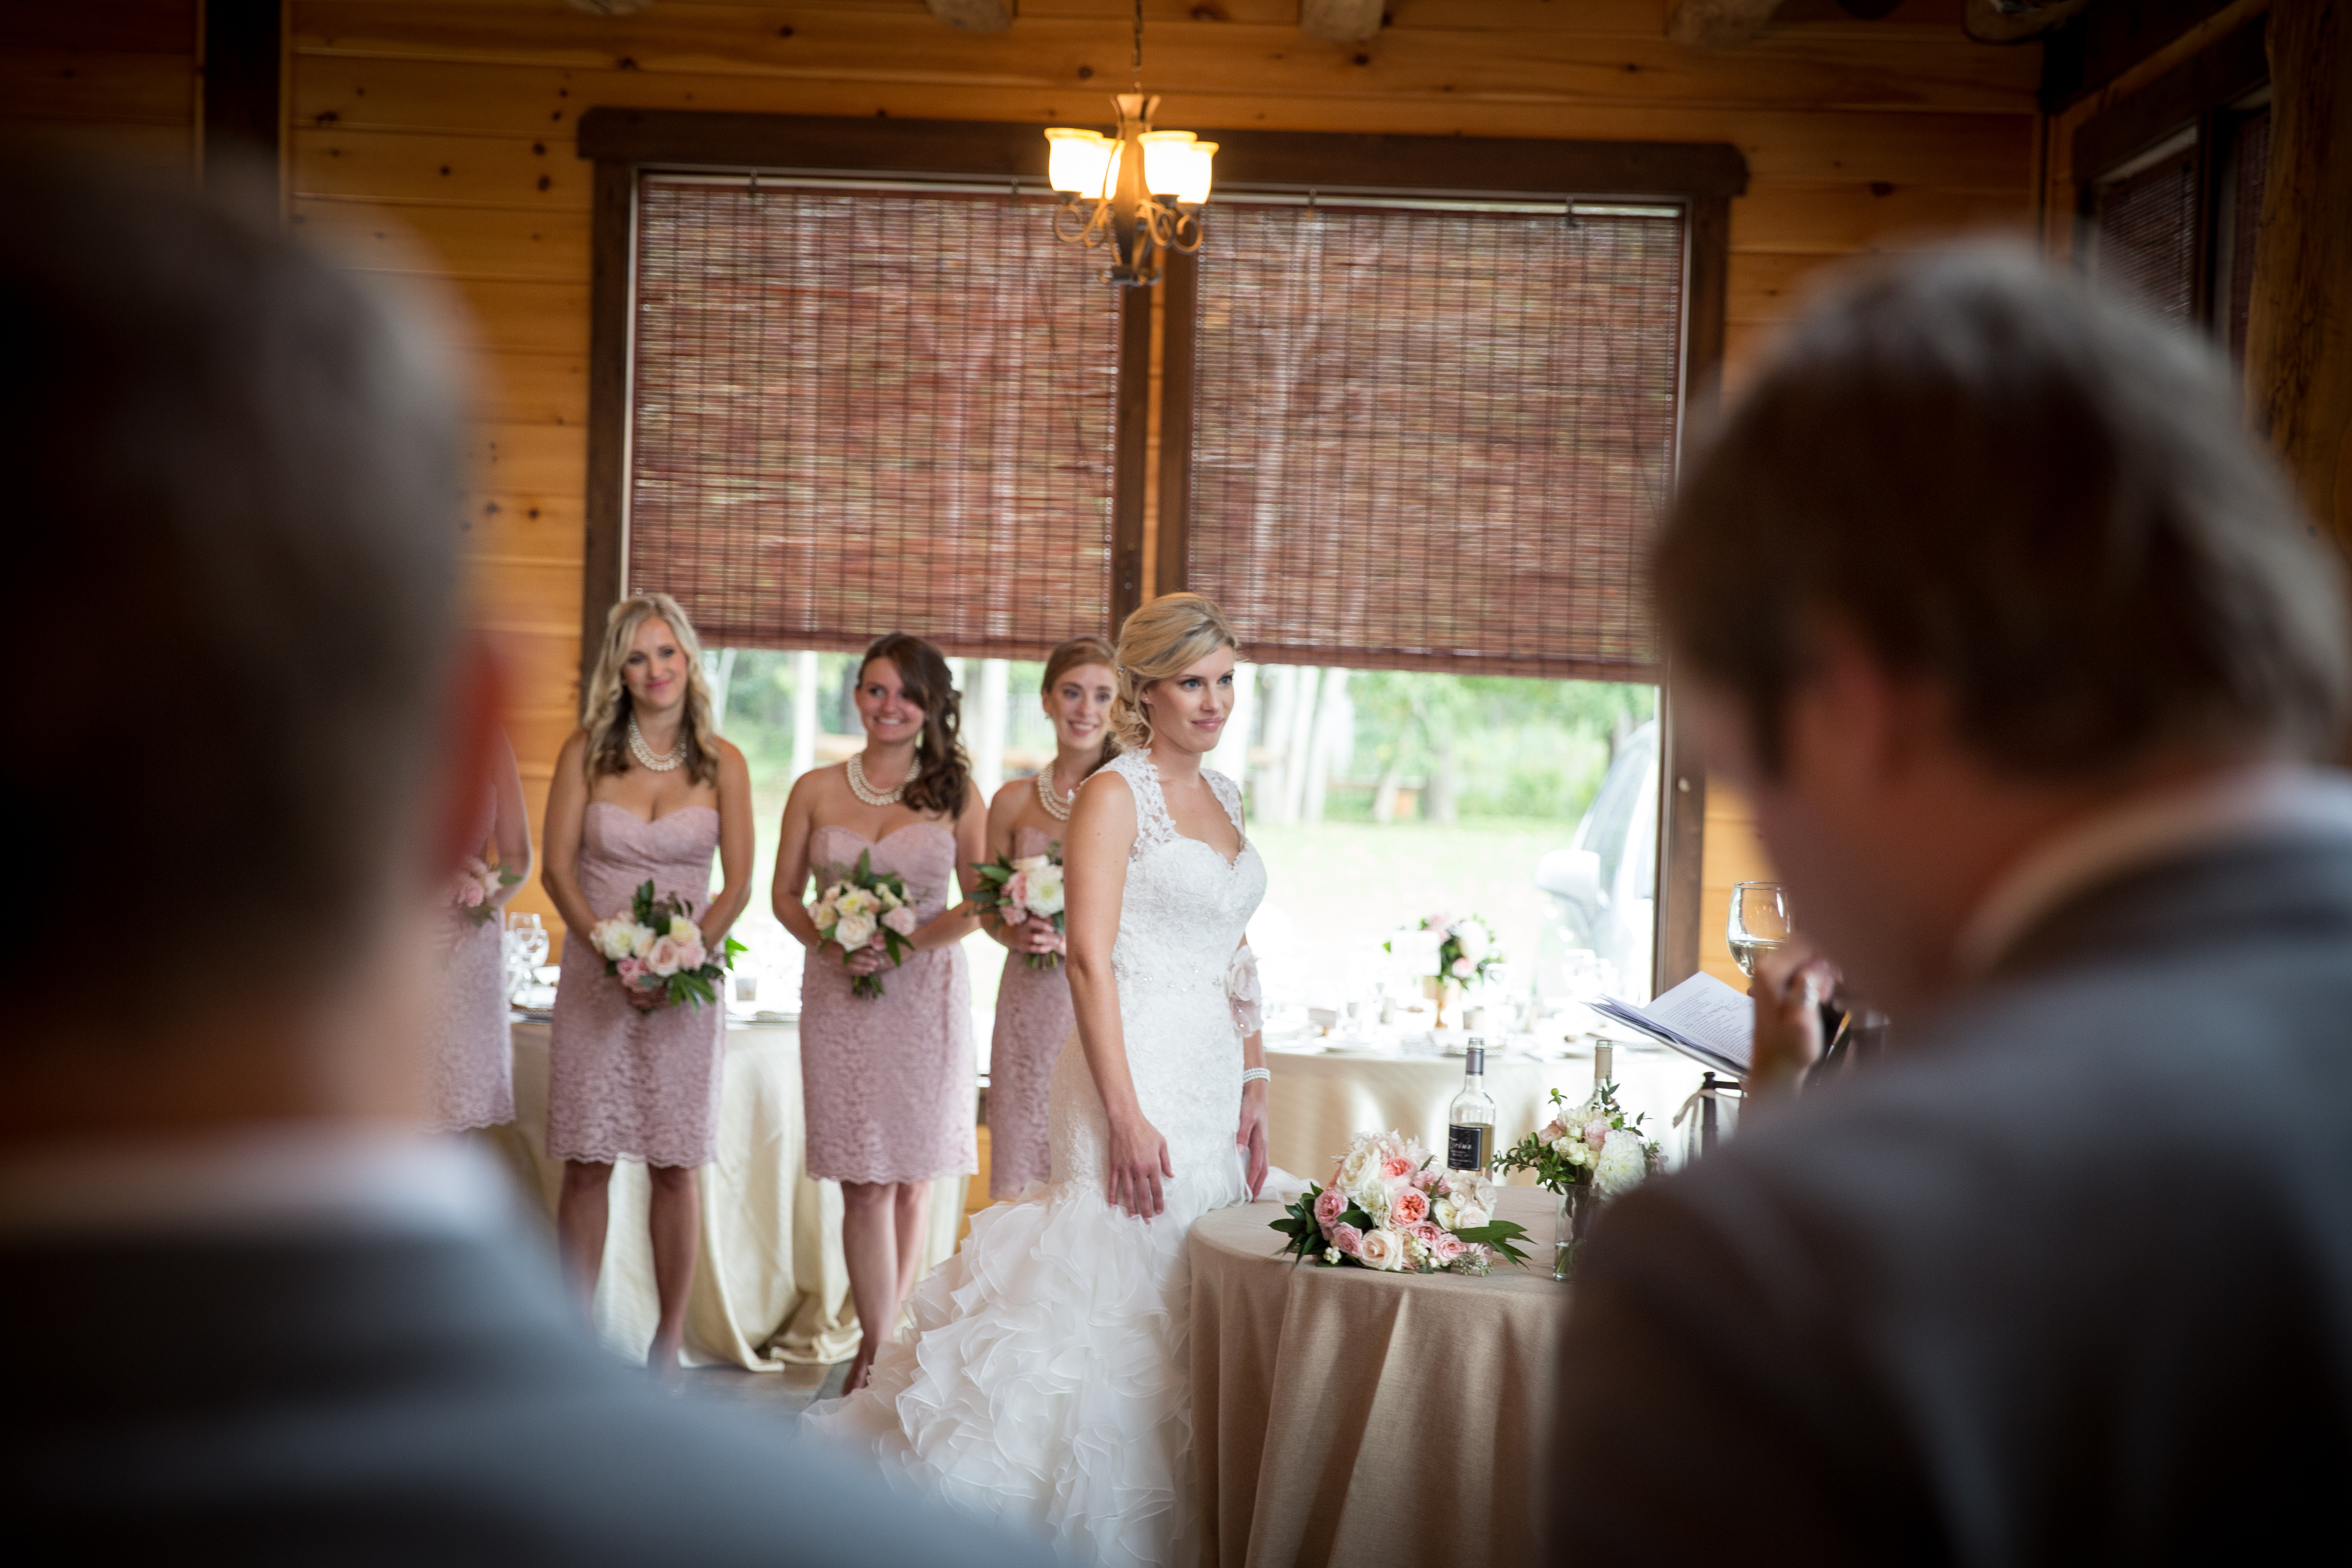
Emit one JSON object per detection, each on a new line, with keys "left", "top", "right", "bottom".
{"left": 0, "top": 0, "right": 200, "bottom": 179}
{"left": 11, "top": 0, "right": 2045, "bottom": 979}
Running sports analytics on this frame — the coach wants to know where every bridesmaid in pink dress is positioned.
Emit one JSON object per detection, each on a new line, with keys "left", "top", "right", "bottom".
{"left": 773, "top": 632, "right": 986, "bottom": 1394}
{"left": 542, "top": 593, "right": 754, "bottom": 1374}
{"left": 977, "top": 637, "right": 1119, "bottom": 1198}
{"left": 426, "top": 726, "right": 533, "bottom": 1133}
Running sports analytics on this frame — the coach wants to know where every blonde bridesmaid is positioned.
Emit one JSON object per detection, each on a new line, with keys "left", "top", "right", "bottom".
{"left": 977, "top": 637, "right": 1119, "bottom": 1198}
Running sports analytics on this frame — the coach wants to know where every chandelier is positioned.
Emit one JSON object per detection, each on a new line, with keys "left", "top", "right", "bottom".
{"left": 1043, "top": 2, "right": 1216, "bottom": 287}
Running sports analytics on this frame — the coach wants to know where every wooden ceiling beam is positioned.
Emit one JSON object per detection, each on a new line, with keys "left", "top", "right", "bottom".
{"left": 1665, "top": 0, "right": 1788, "bottom": 49}
{"left": 1301, "top": 0, "right": 1385, "bottom": 46}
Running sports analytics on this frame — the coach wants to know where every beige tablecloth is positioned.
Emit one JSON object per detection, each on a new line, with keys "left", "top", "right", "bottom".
{"left": 1264, "top": 1048, "right": 1573, "bottom": 1184}
{"left": 504, "top": 1020, "right": 965, "bottom": 1370}
{"left": 1189, "top": 1184, "right": 1564, "bottom": 1567}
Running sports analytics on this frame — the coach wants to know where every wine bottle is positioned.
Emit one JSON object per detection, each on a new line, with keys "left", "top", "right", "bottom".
{"left": 1447, "top": 1042, "right": 1496, "bottom": 1178}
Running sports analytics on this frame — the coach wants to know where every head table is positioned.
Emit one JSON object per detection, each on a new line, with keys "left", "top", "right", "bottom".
{"left": 501, "top": 1019, "right": 966, "bottom": 1370}
{"left": 1188, "top": 1183, "right": 1563, "bottom": 1567}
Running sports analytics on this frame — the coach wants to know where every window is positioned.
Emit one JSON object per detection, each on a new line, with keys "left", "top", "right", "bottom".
{"left": 625, "top": 175, "right": 1124, "bottom": 658}
{"left": 1181, "top": 198, "right": 1686, "bottom": 683}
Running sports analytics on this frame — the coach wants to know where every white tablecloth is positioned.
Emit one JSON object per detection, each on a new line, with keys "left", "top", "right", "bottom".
{"left": 1265, "top": 1040, "right": 1711, "bottom": 1184}
{"left": 502, "top": 1020, "right": 965, "bottom": 1370}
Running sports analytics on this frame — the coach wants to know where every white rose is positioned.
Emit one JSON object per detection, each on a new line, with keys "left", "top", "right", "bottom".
{"left": 1433, "top": 1197, "right": 1458, "bottom": 1229}
{"left": 1565, "top": 1141, "right": 1592, "bottom": 1167}
{"left": 1011, "top": 854, "right": 1052, "bottom": 874}
{"left": 1350, "top": 1180, "right": 1388, "bottom": 1225}
{"left": 1455, "top": 922, "right": 1489, "bottom": 962}
{"left": 628, "top": 923, "right": 656, "bottom": 958}
{"left": 1336, "top": 1143, "right": 1375, "bottom": 1191}
{"left": 1452, "top": 1203, "right": 1489, "bottom": 1231}
{"left": 1024, "top": 864, "right": 1066, "bottom": 917}
{"left": 1596, "top": 1130, "right": 1651, "bottom": 1198}
{"left": 1355, "top": 1228, "right": 1406, "bottom": 1271}
{"left": 833, "top": 911, "right": 876, "bottom": 949}
{"left": 668, "top": 914, "right": 697, "bottom": 943}
{"left": 590, "top": 918, "right": 636, "bottom": 961}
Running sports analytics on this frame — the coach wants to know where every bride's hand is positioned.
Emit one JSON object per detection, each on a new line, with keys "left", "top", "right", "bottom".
{"left": 1106, "top": 1113, "right": 1174, "bottom": 1219}
{"left": 1236, "top": 1080, "right": 1269, "bottom": 1199}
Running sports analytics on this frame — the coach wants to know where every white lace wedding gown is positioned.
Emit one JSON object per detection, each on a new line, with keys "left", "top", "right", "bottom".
{"left": 803, "top": 750, "right": 1265, "bottom": 1568}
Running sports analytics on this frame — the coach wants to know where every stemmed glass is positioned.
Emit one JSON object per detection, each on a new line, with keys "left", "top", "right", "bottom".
{"left": 1726, "top": 882, "right": 1792, "bottom": 980}
{"left": 504, "top": 912, "right": 548, "bottom": 1002}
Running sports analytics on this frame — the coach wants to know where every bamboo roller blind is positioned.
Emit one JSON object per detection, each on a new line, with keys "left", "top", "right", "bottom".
{"left": 627, "top": 175, "right": 1122, "bottom": 657}
{"left": 2089, "top": 146, "right": 2199, "bottom": 325}
{"left": 1183, "top": 201, "right": 1687, "bottom": 682}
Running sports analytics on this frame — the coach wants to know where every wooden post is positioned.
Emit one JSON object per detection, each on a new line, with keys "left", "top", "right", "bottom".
{"left": 2247, "top": 0, "right": 2352, "bottom": 560}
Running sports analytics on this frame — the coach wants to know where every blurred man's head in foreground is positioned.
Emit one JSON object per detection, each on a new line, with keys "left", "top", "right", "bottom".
{"left": 5, "top": 159, "right": 479, "bottom": 1136}
{"left": 1654, "top": 245, "right": 2350, "bottom": 1008}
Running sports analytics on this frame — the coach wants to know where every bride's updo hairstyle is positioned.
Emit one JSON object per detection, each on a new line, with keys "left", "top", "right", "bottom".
{"left": 1110, "top": 593, "right": 1240, "bottom": 752}
{"left": 859, "top": 631, "right": 972, "bottom": 816}
{"left": 581, "top": 591, "right": 721, "bottom": 787}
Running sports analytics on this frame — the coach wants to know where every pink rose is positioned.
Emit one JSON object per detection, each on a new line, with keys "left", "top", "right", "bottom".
{"left": 1001, "top": 871, "right": 1029, "bottom": 911}
{"left": 1431, "top": 1231, "right": 1465, "bottom": 1264}
{"left": 1406, "top": 1219, "right": 1444, "bottom": 1247}
{"left": 1389, "top": 1187, "right": 1430, "bottom": 1228}
{"left": 1380, "top": 1154, "right": 1417, "bottom": 1182}
{"left": 882, "top": 906, "right": 918, "bottom": 937}
{"left": 645, "top": 935, "right": 683, "bottom": 978}
{"left": 1330, "top": 1223, "right": 1363, "bottom": 1258}
{"left": 1586, "top": 1118, "right": 1610, "bottom": 1151}
{"left": 1313, "top": 1188, "right": 1347, "bottom": 1229}
{"left": 675, "top": 938, "right": 706, "bottom": 971}
{"left": 616, "top": 956, "right": 644, "bottom": 983}
{"left": 1412, "top": 1167, "right": 1440, "bottom": 1191}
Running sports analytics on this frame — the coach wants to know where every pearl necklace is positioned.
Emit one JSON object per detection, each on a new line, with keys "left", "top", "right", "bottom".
{"left": 845, "top": 752, "right": 906, "bottom": 807}
{"left": 627, "top": 715, "right": 682, "bottom": 772}
{"left": 1036, "top": 761, "right": 1075, "bottom": 822}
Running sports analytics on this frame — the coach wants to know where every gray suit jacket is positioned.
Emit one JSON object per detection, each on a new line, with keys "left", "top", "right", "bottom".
{"left": 1555, "top": 835, "right": 2352, "bottom": 1565}
{"left": 0, "top": 1208, "right": 1050, "bottom": 1565}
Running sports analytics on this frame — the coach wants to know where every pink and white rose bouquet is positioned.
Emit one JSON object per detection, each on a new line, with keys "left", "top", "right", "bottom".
{"left": 1271, "top": 1129, "right": 1530, "bottom": 1275}
{"left": 450, "top": 856, "right": 521, "bottom": 925}
{"left": 1384, "top": 910, "right": 1504, "bottom": 986}
{"left": 588, "top": 877, "right": 743, "bottom": 1009}
{"left": 809, "top": 848, "right": 919, "bottom": 999}
{"left": 965, "top": 845, "right": 1066, "bottom": 969}
{"left": 1496, "top": 1083, "right": 1664, "bottom": 1201}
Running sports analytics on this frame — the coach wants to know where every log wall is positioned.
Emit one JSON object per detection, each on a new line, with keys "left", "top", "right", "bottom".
{"left": 0, "top": 0, "right": 199, "bottom": 180}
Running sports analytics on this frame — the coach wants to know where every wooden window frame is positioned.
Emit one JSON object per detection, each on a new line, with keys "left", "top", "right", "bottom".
{"left": 576, "top": 107, "right": 1743, "bottom": 997}
{"left": 2072, "top": 17, "right": 2269, "bottom": 338}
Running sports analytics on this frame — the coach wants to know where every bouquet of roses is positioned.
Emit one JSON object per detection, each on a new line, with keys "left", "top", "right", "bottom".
{"left": 1385, "top": 910, "right": 1504, "bottom": 986}
{"left": 1496, "top": 1084, "right": 1664, "bottom": 1201}
{"left": 810, "top": 849, "right": 920, "bottom": 999}
{"left": 1271, "top": 1130, "right": 1531, "bottom": 1275}
{"left": 588, "top": 879, "right": 743, "bottom": 1009}
{"left": 450, "top": 856, "right": 520, "bottom": 924}
{"left": 965, "top": 846, "right": 1066, "bottom": 969}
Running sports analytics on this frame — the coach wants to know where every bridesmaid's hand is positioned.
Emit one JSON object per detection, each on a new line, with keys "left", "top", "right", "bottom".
{"left": 621, "top": 979, "right": 663, "bottom": 1013}
{"left": 1236, "top": 1080, "right": 1269, "bottom": 1199}
{"left": 838, "top": 937, "right": 891, "bottom": 977}
{"left": 1012, "top": 916, "right": 1063, "bottom": 957}
{"left": 1106, "top": 1114, "right": 1173, "bottom": 1219}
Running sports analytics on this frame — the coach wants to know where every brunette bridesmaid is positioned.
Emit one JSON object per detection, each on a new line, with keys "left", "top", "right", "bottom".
{"left": 977, "top": 637, "right": 1119, "bottom": 1198}
{"left": 427, "top": 725, "right": 533, "bottom": 1133}
{"left": 773, "top": 632, "right": 985, "bottom": 1395}
{"left": 542, "top": 592, "right": 753, "bottom": 1375}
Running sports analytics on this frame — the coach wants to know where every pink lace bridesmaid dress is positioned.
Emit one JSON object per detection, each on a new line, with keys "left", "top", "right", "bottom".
{"left": 425, "top": 787, "right": 514, "bottom": 1132}
{"left": 985, "top": 826, "right": 1070, "bottom": 1197}
{"left": 546, "top": 803, "right": 724, "bottom": 1168}
{"left": 799, "top": 823, "right": 977, "bottom": 1185}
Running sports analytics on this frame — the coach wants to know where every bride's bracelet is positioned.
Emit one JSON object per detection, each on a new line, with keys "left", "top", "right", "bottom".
{"left": 1240, "top": 1066, "right": 1270, "bottom": 1085}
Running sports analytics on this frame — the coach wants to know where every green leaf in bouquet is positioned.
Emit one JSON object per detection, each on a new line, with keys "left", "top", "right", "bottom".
{"left": 723, "top": 935, "right": 748, "bottom": 969}
{"left": 1453, "top": 1220, "right": 1532, "bottom": 1268}
{"left": 853, "top": 848, "right": 874, "bottom": 882}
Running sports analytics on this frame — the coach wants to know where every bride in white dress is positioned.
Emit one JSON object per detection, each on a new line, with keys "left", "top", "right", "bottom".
{"left": 805, "top": 593, "right": 1270, "bottom": 1568}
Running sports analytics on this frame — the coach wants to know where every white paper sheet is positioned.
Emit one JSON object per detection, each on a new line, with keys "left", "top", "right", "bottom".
{"left": 1593, "top": 971, "right": 1753, "bottom": 1078}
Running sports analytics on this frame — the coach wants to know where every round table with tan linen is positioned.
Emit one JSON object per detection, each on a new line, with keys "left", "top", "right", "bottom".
{"left": 1263, "top": 1046, "right": 1577, "bottom": 1183}
{"left": 502, "top": 1019, "right": 965, "bottom": 1371}
{"left": 1188, "top": 1183, "right": 1565, "bottom": 1567}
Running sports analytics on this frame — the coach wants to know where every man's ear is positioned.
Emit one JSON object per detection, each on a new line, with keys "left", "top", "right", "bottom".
{"left": 433, "top": 634, "right": 508, "bottom": 875}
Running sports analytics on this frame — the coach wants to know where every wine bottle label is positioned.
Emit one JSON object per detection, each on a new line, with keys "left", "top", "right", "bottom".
{"left": 1447, "top": 1124, "right": 1491, "bottom": 1170}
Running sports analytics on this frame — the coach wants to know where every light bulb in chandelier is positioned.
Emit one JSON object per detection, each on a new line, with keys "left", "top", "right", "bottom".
{"left": 1045, "top": 127, "right": 1116, "bottom": 198}
{"left": 1139, "top": 131, "right": 1217, "bottom": 205}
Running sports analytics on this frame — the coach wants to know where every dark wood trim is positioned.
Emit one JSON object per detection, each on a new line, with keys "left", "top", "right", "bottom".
{"left": 2071, "top": 15, "right": 2267, "bottom": 180}
{"left": 1653, "top": 681, "right": 1710, "bottom": 999}
{"left": 580, "top": 159, "right": 634, "bottom": 704}
{"left": 577, "top": 108, "right": 1748, "bottom": 200}
{"left": 1111, "top": 285, "right": 1154, "bottom": 631}
{"left": 1683, "top": 195, "right": 1733, "bottom": 420}
{"left": 201, "top": 0, "right": 282, "bottom": 181}
{"left": 2042, "top": 0, "right": 2239, "bottom": 113}
{"left": 1154, "top": 248, "right": 1199, "bottom": 600}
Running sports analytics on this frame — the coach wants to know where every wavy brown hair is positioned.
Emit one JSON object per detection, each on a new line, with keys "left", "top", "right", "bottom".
{"left": 1042, "top": 634, "right": 1122, "bottom": 779}
{"left": 859, "top": 632, "right": 970, "bottom": 816}
{"left": 1110, "top": 594, "right": 1240, "bottom": 752}
{"left": 581, "top": 592, "right": 721, "bottom": 787}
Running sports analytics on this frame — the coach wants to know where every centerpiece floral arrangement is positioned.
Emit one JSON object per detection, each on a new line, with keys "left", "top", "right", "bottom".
{"left": 1495, "top": 1083, "right": 1665, "bottom": 1277}
{"left": 965, "top": 846, "right": 1066, "bottom": 969}
{"left": 450, "top": 856, "right": 521, "bottom": 925}
{"left": 1385, "top": 910, "right": 1505, "bottom": 987}
{"left": 1271, "top": 1130, "right": 1531, "bottom": 1276}
{"left": 809, "top": 850, "right": 921, "bottom": 999}
{"left": 589, "top": 879, "right": 744, "bottom": 1009}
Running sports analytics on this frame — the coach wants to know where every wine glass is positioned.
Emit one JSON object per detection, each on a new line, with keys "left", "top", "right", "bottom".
{"left": 505, "top": 912, "right": 548, "bottom": 1001}
{"left": 1727, "top": 882, "right": 1792, "bottom": 980}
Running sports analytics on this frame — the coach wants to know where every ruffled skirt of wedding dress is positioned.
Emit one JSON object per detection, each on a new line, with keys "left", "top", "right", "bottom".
{"left": 802, "top": 1142, "right": 1252, "bottom": 1568}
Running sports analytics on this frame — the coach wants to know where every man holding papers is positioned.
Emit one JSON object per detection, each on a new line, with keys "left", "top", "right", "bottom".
{"left": 1554, "top": 248, "right": 2352, "bottom": 1564}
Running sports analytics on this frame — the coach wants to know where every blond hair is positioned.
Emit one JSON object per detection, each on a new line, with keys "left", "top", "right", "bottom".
{"left": 581, "top": 592, "right": 721, "bottom": 786}
{"left": 1110, "top": 593, "right": 1240, "bottom": 752}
